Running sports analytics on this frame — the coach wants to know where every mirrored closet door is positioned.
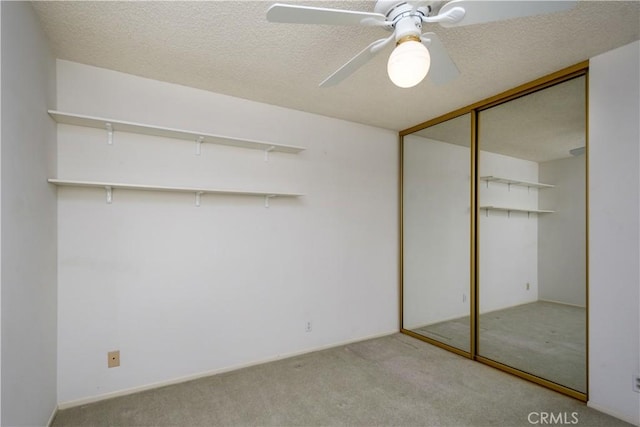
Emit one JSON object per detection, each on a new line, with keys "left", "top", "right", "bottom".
{"left": 402, "top": 113, "right": 472, "bottom": 354}
{"left": 400, "top": 64, "right": 588, "bottom": 399}
{"left": 477, "top": 75, "right": 587, "bottom": 394}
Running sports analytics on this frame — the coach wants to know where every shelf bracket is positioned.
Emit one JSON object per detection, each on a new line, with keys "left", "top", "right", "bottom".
{"left": 105, "top": 123, "right": 114, "bottom": 145}
{"left": 264, "top": 145, "right": 276, "bottom": 162}
{"left": 105, "top": 186, "right": 113, "bottom": 204}
{"left": 264, "top": 194, "right": 276, "bottom": 208}
{"left": 195, "top": 191, "right": 203, "bottom": 207}
{"left": 195, "top": 136, "right": 204, "bottom": 156}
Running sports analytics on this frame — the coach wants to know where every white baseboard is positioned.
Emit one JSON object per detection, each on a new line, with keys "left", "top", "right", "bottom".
{"left": 538, "top": 298, "right": 586, "bottom": 308}
{"left": 57, "top": 330, "right": 398, "bottom": 410}
{"left": 587, "top": 401, "right": 640, "bottom": 426}
{"left": 47, "top": 404, "right": 58, "bottom": 427}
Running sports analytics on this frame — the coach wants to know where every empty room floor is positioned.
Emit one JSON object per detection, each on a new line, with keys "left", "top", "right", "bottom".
{"left": 52, "top": 333, "right": 627, "bottom": 426}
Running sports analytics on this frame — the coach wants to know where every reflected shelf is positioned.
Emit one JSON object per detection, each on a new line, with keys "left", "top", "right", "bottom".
{"left": 480, "top": 176, "right": 554, "bottom": 189}
{"left": 480, "top": 205, "right": 555, "bottom": 215}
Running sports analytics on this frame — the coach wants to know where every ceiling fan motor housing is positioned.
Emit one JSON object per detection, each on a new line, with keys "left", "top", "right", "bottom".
{"left": 394, "top": 16, "right": 423, "bottom": 42}
{"left": 374, "top": 1, "right": 434, "bottom": 18}
{"left": 374, "top": 1, "right": 433, "bottom": 41}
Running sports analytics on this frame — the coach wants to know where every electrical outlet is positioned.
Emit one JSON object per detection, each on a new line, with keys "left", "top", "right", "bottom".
{"left": 108, "top": 350, "right": 120, "bottom": 368}
{"left": 633, "top": 374, "right": 640, "bottom": 393}
{"left": 305, "top": 321, "right": 312, "bottom": 332}
{"left": 462, "top": 293, "right": 467, "bottom": 303}
{"left": 526, "top": 282, "right": 530, "bottom": 290}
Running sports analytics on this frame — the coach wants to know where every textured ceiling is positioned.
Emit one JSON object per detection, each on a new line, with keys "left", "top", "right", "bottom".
{"left": 32, "top": 1, "right": 639, "bottom": 131}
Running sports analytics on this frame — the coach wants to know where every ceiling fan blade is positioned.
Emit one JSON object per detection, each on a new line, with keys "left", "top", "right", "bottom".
{"left": 267, "top": 3, "right": 387, "bottom": 26}
{"left": 421, "top": 33, "right": 460, "bottom": 85}
{"left": 320, "top": 35, "right": 395, "bottom": 87}
{"left": 437, "top": 0, "right": 577, "bottom": 28}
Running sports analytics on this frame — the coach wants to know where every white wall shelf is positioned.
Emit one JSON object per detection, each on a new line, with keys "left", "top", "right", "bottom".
{"left": 48, "top": 179, "right": 303, "bottom": 208}
{"left": 480, "top": 205, "right": 555, "bottom": 217}
{"left": 480, "top": 176, "right": 554, "bottom": 189}
{"left": 48, "top": 110, "right": 306, "bottom": 158}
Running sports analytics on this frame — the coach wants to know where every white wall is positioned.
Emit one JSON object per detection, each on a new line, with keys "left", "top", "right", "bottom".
{"left": 588, "top": 40, "right": 640, "bottom": 425}
{"left": 55, "top": 60, "right": 398, "bottom": 405}
{"left": 538, "top": 155, "right": 586, "bottom": 307}
{"left": 403, "top": 135, "right": 470, "bottom": 328}
{"left": 479, "top": 151, "right": 540, "bottom": 313}
{"left": 1, "top": 2, "right": 58, "bottom": 426}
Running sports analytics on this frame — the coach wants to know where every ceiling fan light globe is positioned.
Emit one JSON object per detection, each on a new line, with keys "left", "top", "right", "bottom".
{"left": 387, "top": 40, "right": 431, "bottom": 88}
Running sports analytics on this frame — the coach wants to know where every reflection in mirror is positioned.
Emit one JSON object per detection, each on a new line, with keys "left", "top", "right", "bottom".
{"left": 403, "top": 113, "right": 471, "bottom": 352}
{"left": 477, "top": 76, "right": 586, "bottom": 392}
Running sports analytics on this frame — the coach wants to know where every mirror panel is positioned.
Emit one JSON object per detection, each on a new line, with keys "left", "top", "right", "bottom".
{"left": 403, "top": 113, "right": 471, "bottom": 353}
{"left": 477, "top": 76, "right": 587, "bottom": 392}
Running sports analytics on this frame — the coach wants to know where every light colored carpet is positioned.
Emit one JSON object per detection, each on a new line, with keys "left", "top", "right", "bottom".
{"left": 52, "top": 333, "right": 627, "bottom": 427}
{"left": 413, "top": 301, "right": 586, "bottom": 392}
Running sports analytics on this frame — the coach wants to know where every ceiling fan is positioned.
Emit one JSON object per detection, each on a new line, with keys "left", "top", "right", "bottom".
{"left": 267, "top": 1, "right": 577, "bottom": 88}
